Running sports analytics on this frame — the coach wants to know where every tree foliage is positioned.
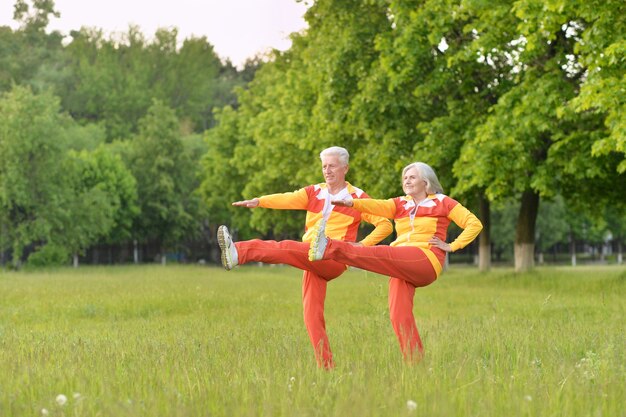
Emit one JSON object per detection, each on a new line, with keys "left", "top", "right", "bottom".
{"left": 130, "top": 100, "right": 201, "bottom": 252}
{"left": 1, "top": 0, "right": 624, "bottom": 267}
{"left": 0, "top": 86, "right": 123, "bottom": 266}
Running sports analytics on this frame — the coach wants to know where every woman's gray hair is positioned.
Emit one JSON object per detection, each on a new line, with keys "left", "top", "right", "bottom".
{"left": 402, "top": 162, "right": 444, "bottom": 194}
{"left": 320, "top": 146, "right": 350, "bottom": 166}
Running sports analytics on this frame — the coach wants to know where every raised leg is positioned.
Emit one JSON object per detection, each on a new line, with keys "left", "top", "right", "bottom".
{"left": 237, "top": 239, "right": 346, "bottom": 280}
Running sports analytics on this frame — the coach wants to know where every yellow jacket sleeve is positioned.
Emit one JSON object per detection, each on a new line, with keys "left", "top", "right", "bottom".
{"left": 352, "top": 198, "right": 397, "bottom": 219}
{"left": 258, "top": 188, "right": 309, "bottom": 210}
{"left": 359, "top": 213, "right": 393, "bottom": 246}
{"left": 447, "top": 204, "right": 483, "bottom": 252}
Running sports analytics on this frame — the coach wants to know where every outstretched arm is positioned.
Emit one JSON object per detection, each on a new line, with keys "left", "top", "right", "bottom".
{"left": 331, "top": 199, "right": 353, "bottom": 207}
{"left": 336, "top": 198, "right": 397, "bottom": 219}
{"left": 332, "top": 198, "right": 394, "bottom": 246}
{"left": 232, "top": 188, "right": 309, "bottom": 210}
{"left": 232, "top": 198, "right": 260, "bottom": 208}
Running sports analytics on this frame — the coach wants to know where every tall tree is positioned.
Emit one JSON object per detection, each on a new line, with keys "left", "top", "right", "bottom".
{"left": 356, "top": 0, "right": 516, "bottom": 270}
{"left": 72, "top": 146, "right": 139, "bottom": 246}
{"left": 130, "top": 100, "right": 198, "bottom": 262}
{"left": 46, "top": 153, "right": 116, "bottom": 266}
{"left": 547, "top": 0, "right": 625, "bottom": 172}
{"left": 0, "top": 86, "right": 121, "bottom": 267}
{"left": 0, "top": 86, "right": 68, "bottom": 266}
{"left": 451, "top": 0, "right": 625, "bottom": 271}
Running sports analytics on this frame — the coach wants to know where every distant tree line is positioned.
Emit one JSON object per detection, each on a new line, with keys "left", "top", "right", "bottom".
{"left": 0, "top": 0, "right": 260, "bottom": 268}
{"left": 0, "top": 0, "right": 624, "bottom": 270}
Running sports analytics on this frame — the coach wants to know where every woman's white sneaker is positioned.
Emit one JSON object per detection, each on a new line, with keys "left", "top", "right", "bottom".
{"left": 308, "top": 219, "right": 329, "bottom": 261}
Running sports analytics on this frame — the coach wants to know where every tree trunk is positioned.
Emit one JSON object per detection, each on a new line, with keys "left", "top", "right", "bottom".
{"left": 133, "top": 240, "right": 139, "bottom": 264}
{"left": 617, "top": 241, "right": 623, "bottom": 265}
{"left": 478, "top": 194, "right": 491, "bottom": 271}
{"left": 599, "top": 244, "right": 605, "bottom": 262}
{"left": 73, "top": 253, "right": 79, "bottom": 268}
{"left": 12, "top": 240, "right": 23, "bottom": 270}
{"left": 514, "top": 189, "right": 540, "bottom": 272}
{"left": 570, "top": 231, "right": 577, "bottom": 266}
{"left": 0, "top": 223, "right": 5, "bottom": 266}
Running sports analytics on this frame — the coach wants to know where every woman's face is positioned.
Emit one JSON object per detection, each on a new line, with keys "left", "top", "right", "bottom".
{"left": 402, "top": 167, "right": 427, "bottom": 197}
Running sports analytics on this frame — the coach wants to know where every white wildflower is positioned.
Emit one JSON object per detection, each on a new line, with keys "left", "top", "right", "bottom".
{"left": 438, "top": 37, "right": 449, "bottom": 53}
{"left": 576, "top": 351, "right": 600, "bottom": 380}
{"left": 55, "top": 394, "right": 68, "bottom": 406}
{"left": 41, "top": 409, "right": 49, "bottom": 416}
{"left": 524, "top": 395, "right": 532, "bottom": 402}
{"left": 406, "top": 399, "right": 417, "bottom": 411}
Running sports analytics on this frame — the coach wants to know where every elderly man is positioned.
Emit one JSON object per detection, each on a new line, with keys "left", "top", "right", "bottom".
{"left": 218, "top": 146, "right": 391, "bottom": 369}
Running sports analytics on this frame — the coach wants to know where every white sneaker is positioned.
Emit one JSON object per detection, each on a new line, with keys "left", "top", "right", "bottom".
{"left": 308, "top": 219, "right": 329, "bottom": 261}
{"left": 217, "top": 225, "right": 238, "bottom": 270}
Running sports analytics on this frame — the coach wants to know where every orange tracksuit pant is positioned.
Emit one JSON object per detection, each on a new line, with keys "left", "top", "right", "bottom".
{"left": 321, "top": 239, "right": 439, "bottom": 362}
{"left": 235, "top": 240, "right": 346, "bottom": 368}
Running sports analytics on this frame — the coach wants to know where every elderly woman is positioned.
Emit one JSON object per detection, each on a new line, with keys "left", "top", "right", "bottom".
{"left": 308, "top": 162, "right": 483, "bottom": 361}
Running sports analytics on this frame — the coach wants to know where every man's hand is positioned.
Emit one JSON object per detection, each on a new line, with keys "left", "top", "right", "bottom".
{"left": 331, "top": 199, "right": 353, "bottom": 207}
{"left": 428, "top": 236, "right": 452, "bottom": 252}
{"left": 232, "top": 198, "right": 260, "bottom": 208}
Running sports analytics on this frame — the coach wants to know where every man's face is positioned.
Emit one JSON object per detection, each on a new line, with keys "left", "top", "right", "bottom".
{"left": 321, "top": 154, "right": 348, "bottom": 187}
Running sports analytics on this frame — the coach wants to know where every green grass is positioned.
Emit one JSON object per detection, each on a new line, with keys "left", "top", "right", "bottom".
{"left": 1, "top": 264, "right": 624, "bottom": 416}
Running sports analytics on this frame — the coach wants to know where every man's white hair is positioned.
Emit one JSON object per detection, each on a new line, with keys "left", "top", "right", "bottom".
{"left": 320, "top": 146, "right": 349, "bottom": 166}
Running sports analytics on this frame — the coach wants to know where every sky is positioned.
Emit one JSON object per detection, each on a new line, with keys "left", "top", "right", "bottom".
{"left": 0, "top": 0, "right": 309, "bottom": 68}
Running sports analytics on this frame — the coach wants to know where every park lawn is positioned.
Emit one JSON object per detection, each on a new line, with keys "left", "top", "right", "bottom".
{"left": 0, "top": 264, "right": 624, "bottom": 417}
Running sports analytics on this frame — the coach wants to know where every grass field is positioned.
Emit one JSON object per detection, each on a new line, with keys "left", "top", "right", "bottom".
{"left": 1, "top": 264, "right": 624, "bottom": 417}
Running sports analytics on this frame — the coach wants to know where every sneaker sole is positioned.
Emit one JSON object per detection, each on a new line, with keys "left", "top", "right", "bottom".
{"left": 308, "top": 223, "right": 326, "bottom": 261}
{"left": 217, "top": 226, "right": 232, "bottom": 270}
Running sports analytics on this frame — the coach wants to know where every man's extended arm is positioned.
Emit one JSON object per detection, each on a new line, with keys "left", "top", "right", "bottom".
{"left": 233, "top": 188, "right": 309, "bottom": 210}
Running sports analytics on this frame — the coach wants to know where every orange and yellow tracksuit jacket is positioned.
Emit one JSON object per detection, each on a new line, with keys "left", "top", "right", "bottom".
{"left": 258, "top": 182, "right": 392, "bottom": 245}
{"left": 352, "top": 194, "right": 483, "bottom": 274}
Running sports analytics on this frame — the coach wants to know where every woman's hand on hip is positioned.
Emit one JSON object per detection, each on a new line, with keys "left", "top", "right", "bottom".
{"left": 428, "top": 236, "right": 452, "bottom": 252}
